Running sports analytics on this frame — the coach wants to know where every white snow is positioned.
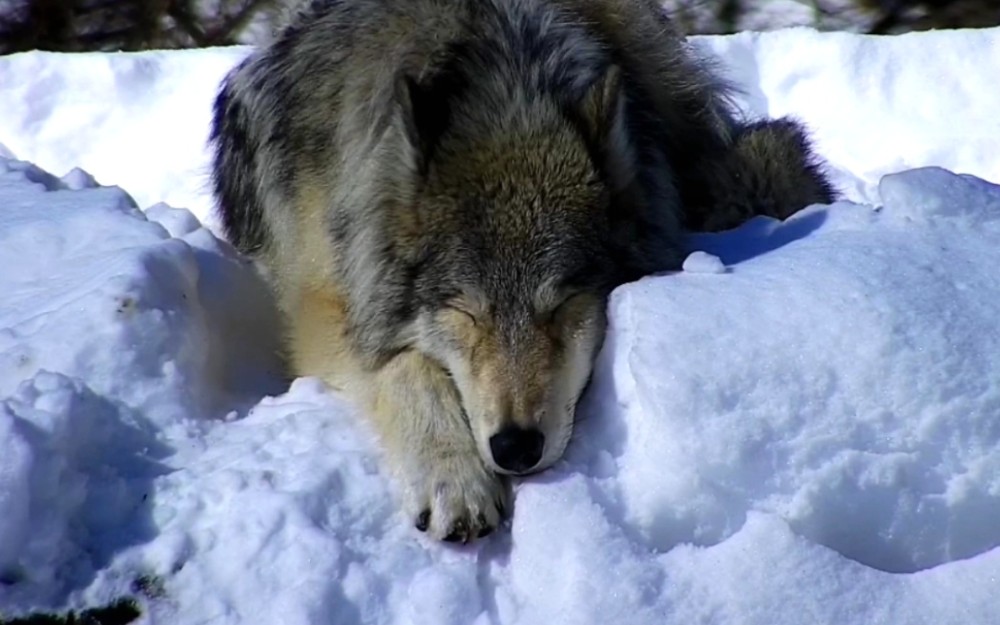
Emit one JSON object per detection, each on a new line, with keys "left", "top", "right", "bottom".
{"left": 681, "top": 250, "right": 727, "bottom": 274}
{"left": 2, "top": 25, "right": 1000, "bottom": 625}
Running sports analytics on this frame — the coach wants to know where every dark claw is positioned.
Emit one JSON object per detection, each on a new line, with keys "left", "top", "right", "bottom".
{"left": 415, "top": 509, "right": 430, "bottom": 532}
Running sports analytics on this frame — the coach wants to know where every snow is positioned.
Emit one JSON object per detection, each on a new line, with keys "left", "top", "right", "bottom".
{"left": 0, "top": 47, "right": 247, "bottom": 231}
{"left": 681, "top": 251, "right": 727, "bottom": 274}
{"left": 2, "top": 25, "right": 1000, "bottom": 625}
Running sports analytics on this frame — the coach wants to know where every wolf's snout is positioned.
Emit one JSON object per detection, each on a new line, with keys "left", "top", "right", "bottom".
{"left": 489, "top": 426, "right": 544, "bottom": 474}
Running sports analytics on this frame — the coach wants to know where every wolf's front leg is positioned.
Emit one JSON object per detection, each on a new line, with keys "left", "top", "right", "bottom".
{"left": 367, "top": 350, "right": 510, "bottom": 542}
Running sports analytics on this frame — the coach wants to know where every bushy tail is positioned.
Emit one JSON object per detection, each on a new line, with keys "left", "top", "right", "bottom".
{"left": 684, "top": 118, "right": 837, "bottom": 232}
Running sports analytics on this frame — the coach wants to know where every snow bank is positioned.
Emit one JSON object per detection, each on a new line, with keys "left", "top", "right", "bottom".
{"left": 0, "top": 158, "right": 283, "bottom": 428}
{"left": 2, "top": 25, "right": 1000, "bottom": 625}
{"left": 0, "top": 47, "right": 247, "bottom": 230}
{"left": 0, "top": 156, "right": 284, "bottom": 613}
{"left": 585, "top": 172, "right": 1000, "bottom": 575}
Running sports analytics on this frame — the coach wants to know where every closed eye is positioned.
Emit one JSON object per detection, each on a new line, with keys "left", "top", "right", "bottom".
{"left": 539, "top": 291, "right": 582, "bottom": 325}
{"left": 445, "top": 303, "right": 478, "bottom": 326}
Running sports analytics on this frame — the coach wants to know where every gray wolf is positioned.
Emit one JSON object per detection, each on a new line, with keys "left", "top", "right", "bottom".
{"left": 210, "top": 0, "right": 835, "bottom": 542}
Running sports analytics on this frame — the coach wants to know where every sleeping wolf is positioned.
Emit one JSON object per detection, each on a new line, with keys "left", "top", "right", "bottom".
{"left": 210, "top": 0, "right": 835, "bottom": 542}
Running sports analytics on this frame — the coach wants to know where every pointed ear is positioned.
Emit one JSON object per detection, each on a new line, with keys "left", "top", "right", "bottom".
{"left": 573, "top": 64, "right": 635, "bottom": 190}
{"left": 395, "top": 73, "right": 452, "bottom": 176}
{"left": 577, "top": 64, "right": 624, "bottom": 148}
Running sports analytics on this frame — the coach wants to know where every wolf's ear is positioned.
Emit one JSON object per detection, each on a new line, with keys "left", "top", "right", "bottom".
{"left": 576, "top": 64, "right": 624, "bottom": 148}
{"left": 574, "top": 64, "right": 634, "bottom": 188}
{"left": 395, "top": 73, "right": 453, "bottom": 176}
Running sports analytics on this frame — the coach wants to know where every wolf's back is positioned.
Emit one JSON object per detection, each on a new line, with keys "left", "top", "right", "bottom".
{"left": 209, "top": 0, "right": 836, "bottom": 265}
{"left": 209, "top": 0, "right": 453, "bottom": 257}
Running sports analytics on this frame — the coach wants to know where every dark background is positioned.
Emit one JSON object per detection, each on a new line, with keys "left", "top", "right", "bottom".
{"left": 1, "top": 0, "right": 998, "bottom": 55}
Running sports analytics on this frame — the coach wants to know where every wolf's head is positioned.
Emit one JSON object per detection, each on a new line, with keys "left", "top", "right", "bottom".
{"left": 391, "top": 62, "right": 635, "bottom": 475}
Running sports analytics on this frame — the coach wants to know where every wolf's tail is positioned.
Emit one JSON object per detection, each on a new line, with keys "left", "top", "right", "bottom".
{"left": 684, "top": 118, "right": 837, "bottom": 232}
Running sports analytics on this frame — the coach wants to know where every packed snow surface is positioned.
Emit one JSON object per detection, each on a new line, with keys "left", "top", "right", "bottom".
{"left": 2, "top": 26, "right": 1000, "bottom": 625}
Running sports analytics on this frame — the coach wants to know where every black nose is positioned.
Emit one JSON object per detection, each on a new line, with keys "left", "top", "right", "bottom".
{"left": 489, "top": 426, "right": 544, "bottom": 473}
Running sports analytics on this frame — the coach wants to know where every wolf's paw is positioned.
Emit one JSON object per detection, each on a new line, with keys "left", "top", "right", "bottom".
{"left": 409, "top": 451, "right": 511, "bottom": 543}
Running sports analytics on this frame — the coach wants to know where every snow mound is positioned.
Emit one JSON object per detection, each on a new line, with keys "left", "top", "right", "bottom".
{"left": 880, "top": 166, "right": 1000, "bottom": 226}
{"left": 0, "top": 157, "right": 286, "bottom": 614}
{"left": 0, "top": 158, "right": 283, "bottom": 433}
{"left": 681, "top": 251, "right": 727, "bottom": 274}
{"left": 591, "top": 169, "right": 1000, "bottom": 574}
